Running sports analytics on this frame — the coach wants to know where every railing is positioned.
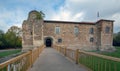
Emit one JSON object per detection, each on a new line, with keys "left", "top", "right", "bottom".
{"left": 0, "top": 45, "right": 44, "bottom": 71}
{"left": 54, "top": 45, "right": 120, "bottom": 71}
{"left": 53, "top": 46, "right": 77, "bottom": 63}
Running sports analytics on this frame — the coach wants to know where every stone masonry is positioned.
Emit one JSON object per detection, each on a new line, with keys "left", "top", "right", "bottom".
{"left": 22, "top": 10, "right": 114, "bottom": 51}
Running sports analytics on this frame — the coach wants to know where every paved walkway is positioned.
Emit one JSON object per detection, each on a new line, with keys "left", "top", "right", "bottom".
{"left": 29, "top": 48, "right": 88, "bottom": 71}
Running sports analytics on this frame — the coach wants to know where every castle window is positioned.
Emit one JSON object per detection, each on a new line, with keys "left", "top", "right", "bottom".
{"left": 105, "top": 26, "right": 110, "bottom": 33}
{"left": 55, "top": 27, "right": 60, "bottom": 34}
{"left": 74, "top": 26, "right": 79, "bottom": 36}
{"left": 90, "top": 37, "right": 94, "bottom": 42}
{"left": 58, "top": 38, "right": 62, "bottom": 43}
{"left": 89, "top": 28, "right": 94, "bottom": 34}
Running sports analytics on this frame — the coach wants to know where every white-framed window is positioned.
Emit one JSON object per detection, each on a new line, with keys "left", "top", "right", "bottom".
{"left": 55, "top": 26, "right": 60, "bottom": 34}
{"left": 74, "top": 26, "right": 79, "bottom": 36}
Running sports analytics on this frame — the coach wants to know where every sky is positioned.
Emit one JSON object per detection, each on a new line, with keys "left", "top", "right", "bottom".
{"left": 0, "top": 0, "right": 120, "bottom": 33}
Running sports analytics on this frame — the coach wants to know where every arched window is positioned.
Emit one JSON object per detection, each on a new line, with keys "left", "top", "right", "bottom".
{"left": 105, "top": 26, "right": 110, "bottom": 33}
{"left": 89, "top": 28, "right": 94, "bottom": 34}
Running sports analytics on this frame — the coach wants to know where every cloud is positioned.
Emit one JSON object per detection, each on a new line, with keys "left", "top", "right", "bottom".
{"left": 0, "top": 0, "right": 120, "bottom": 33}
{"left": 50, "top": 0, "right": 120, "bottom": 32}
{"left": 0, "top": 8, "right": 27, "bottom": 32}
{"left": 0, "top": 20, "right": 9, "bottom": 32}
{"left": 62, "top": 0, "right": 120, "bottom": 21}
{"left": 0, "top": 0, "right": 65, "bottom": 32}
{"left": 51, "top": 8, "right": 71, "bottom": 21}
{"left": 51, "top": 6, "right": 84, "bottom": 21}
{"left": 109, "top": 13, "right": 120, "bottom": 33}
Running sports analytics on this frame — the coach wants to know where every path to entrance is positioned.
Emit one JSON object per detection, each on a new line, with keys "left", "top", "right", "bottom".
{"left": 29, "top": 48, "right": 88, "bottom": 71}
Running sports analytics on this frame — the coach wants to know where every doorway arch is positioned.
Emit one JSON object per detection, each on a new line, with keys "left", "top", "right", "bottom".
{"left": 44, "top": 37, "right": 53, "bottom": 47}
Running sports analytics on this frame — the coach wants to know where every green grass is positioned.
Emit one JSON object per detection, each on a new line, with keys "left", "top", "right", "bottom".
{"left": 100, "top": 47, "right": 120, "bottom": 58}
{"left": 0, "top": 49, "right": 21, "bottom": 58}
{"left": 79, "top": 47, "right": 120, "bottom": 71}
{"left": 79, "top": 54, "right": 120, "bottom": 71}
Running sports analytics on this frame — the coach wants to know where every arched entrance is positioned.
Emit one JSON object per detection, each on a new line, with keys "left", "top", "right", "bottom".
{"left": 44, "top": 37, "right": 53, "bottom": 47}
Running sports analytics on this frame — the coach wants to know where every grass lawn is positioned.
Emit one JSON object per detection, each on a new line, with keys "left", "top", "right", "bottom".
{"left": 0, "top": 49, "right": 21, "bottom": 58}
{"left": 100, "top": 47, "right": 120, "bottom": 58}
{"left": 79, "top": 55, "right": 120, "bottom": 71}
{"left": 79, "top": 46, "right": 120, "bottom": 71}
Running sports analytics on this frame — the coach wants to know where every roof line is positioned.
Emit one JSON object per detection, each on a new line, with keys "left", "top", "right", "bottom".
{"left": 96, "top": 19, "right": 114, "bottom": 23}
{"left": 43, "top": 19, "right": 114, "bottom": 25}
{"left": 44, "top": 20, "right": 95, "bottom": 25}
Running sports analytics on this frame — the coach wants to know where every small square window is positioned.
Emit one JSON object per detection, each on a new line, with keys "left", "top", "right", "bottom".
{"left": 90, "top": 37, "right": 94, "bottom": 42}
{"left": 58, "top": 38, "right": 62, "bottom": 43}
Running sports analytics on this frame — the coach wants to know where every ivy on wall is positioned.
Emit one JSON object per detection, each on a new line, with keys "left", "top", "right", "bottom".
{"left": 35, "top": 11, "right": 45, "bottom": 19}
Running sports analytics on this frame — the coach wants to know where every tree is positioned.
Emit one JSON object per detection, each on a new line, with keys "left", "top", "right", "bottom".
{"left": 4, "top": 31, "right": 16, "bottom": 48}
{"left": 34, "top": 10, "right": 45, "bottom": 19}
{"left": 0, "top": 30, "right": 5, "bottom": 49}
{"left": 6, "top": 26, "right": 22, "bottom": 48}
{"left": 0, "top": 26, "right": 22, "bottom": 49}
{"left": 39, "top": 11, "right": 45, "bottom": 19}
{"left": 113, "top": 32, "right": 120, "bottom": 46}
{"left": 7, "top": 26, "right": 22, "bottom": 37}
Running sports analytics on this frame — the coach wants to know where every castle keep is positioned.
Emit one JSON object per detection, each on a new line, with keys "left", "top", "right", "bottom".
{"left": 22, "top": 11, "right": 114, "bottom": 51}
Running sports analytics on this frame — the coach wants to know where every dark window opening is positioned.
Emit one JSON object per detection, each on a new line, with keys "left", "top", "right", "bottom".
{"left": 58, "top": 38, "right": 62, "bottom": 43}
{"left": 90, "top": 37, "right": 94, "bottom": 42}
{"left": 89, "top": 28, "right": 94, "bottom": 34}
{"left": 105, "top": 26, "right": 110, "bottom": 33}
{"left": 31, "top": 32, "right": 32, "bottom": 35}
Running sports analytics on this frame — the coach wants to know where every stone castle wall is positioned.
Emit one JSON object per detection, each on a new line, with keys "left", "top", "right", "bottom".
{"left": 97, "top": 20, "right": 114, "bottom": 51}
{"left": 22, "top": 11, "right": 44, "bottom": 51}
{"left": 43, "top": 22, "right": 98, "bottom": 50}
{"left": 22, "top": 11, "right": 114, "bottom": 51}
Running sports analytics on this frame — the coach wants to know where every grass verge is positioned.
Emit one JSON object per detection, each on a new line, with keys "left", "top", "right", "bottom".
{"left": 100, "top": 47, "right": 120, "bottom": 58}
{"left": 0, "top": 49, "right": 21, "bottom": 58}
{"left": 79, "top": 47, "right": 120, "bottom": 71}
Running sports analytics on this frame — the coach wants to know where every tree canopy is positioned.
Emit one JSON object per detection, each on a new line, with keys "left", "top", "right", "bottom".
{"left": 36, "top": 11, "right": 45, "bottom": 19}
{"left": 32, "top": 10, "right": 45, "bottom": 19}
{"left": 0, "top": 26, "right": 22, "bottom": 49}
{"left": 113, "top": 32, "right": 120, "bottom": 46}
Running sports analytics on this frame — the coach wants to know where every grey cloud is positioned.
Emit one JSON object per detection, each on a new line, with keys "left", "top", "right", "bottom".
{"left": 54, "top": 0, "right": 120, "bottom": 32}
{"left": 63, "top": 0, "right": 120, "bottom": 21}
{"left": 0, "top": 0, "right": 120, "bottom": 32}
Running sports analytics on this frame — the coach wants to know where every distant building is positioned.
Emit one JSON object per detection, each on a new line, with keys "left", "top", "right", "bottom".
{"left": 22, "top": 10, "right": 114, "bottom": 51}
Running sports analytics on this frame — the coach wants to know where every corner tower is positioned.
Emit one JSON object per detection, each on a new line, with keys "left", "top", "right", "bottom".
{"left": 96, "top": 19, "right": 114, "bottom": 51}
{"left": 22, "top": 10, "right": 44, "bottom": 51}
